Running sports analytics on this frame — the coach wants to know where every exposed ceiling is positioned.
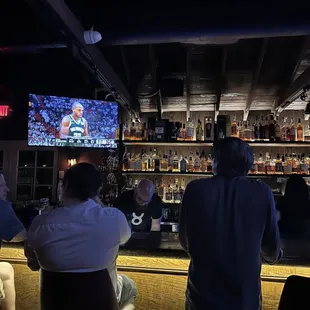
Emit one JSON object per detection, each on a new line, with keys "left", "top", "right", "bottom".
{"left": 1, "top": 0, "right": 310, "bottom": 118}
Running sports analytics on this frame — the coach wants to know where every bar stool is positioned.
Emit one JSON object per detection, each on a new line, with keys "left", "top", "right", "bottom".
{"left": 40, "top": 269, "right": 119, "bottom": 310}
{"left": 278, "top": 275, "right": 310, "bottom": 310}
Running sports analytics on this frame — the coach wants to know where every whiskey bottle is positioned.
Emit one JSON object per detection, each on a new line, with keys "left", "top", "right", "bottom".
{"left": 231, "top": 117, "right": 238, "bottom": 138}
{"left": 297, "top": 118, "right": 304, "bottom": 141}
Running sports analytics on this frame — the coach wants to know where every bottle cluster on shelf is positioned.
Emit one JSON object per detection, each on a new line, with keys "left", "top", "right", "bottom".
{"left": 122, "top": 117, "right": 211, "bottom": 142}
{"left": 121, "top": 115, "right": 310, "bottom": 143}
{"left": 233, "top": 116, "right": 308, "bottom": 142}
{"left": 122, "top": 148, "right": 310, "bottom": 176}
{"left": 122, "top": 148, "right": 213, "bottom": 173}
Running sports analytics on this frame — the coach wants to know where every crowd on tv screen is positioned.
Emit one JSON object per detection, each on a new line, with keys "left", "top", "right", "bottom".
{"left": 28, "top": 95, "right": 118, "bottom": 146}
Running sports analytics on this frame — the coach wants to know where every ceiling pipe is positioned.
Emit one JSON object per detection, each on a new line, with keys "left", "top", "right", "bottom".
{"left": 0, "top": 44, "right": 66, "bottom": 53}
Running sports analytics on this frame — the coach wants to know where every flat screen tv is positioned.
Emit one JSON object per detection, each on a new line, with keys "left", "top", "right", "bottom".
{"left": 28, "top": 94, "right": 118, "bottom": 148}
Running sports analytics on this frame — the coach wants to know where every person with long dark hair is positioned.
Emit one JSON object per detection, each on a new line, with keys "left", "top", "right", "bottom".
{"left": 277, "top": 174, "right": 310, "bottom": 235}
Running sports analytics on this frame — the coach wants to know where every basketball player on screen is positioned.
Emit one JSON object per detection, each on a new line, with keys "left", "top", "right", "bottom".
{"left": 59, "top": 102, "right": 90, "bottom": 138}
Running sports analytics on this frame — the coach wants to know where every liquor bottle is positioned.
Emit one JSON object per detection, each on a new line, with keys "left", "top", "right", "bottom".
{"left": 194, "top": 151, "right": 201, "bottom": 172}
{"left": 254, "top": 116, "right": 259, "bottom": 140}
{"left": 170, "top": 122, "right": 178, "bottom": 141}
{"left": 290, "top": 118, "right": 296, "bottom": 141}
{"left": 130, "top": 121, "right": 136, "bottom": 140}
{"left": 135, "top": 122, "right": 142, "bottom": 140}
{"left": 269, "top": 115, "right": 275, "bottom": 142}
{"left": 204, "top": 118, "right": 213, "bottom": 141}
{"left": 180, "top": 124, "right": 187, "bottom": 140}
{"left": 187, "top": 155, "right": 194, "bottom": 172}
{"left": 304, "top": 124, "right": 310, "bottom": 141}
{"left": 206, "top": 155, "right": 213, "bottom": 172}
{"left": 200, "top": 151, "right": 208, "bottom": 172}
{"left": 297, "top": 118, "right": 304, "bottom": 141}
{"left": 142, "top": 123, "right": 148, "bottom": 141}
{"left": 123, "top": 119, "right": 130, "bottom": 140}
{"left": 231, "top": 117, "right": 238, "bottom": 138}
{"left": 196, "top": 119, "right": 203, "bottom": 141}
{"left": 148, "top": 124, "right": 155, "bottom": 141}
{"left": 174, "top": 185, "right": 181, "bottom": 204}
{"left": 243, "top": 122, "right": 251, "bottom": 141}
{"left": 281, "top": 117, "right": 287, "bottom": 141}
{"left": 165, "top": 185, "right": 173, "bottom": 202}
{"left": 275, "top": 154, "right": 283, "bottom": 174}
{"left": 158, "top": 179, "right": 166, "bottom": 201}
{"left": 142, "top": 149, "right": 149, "bottom": 171}
{"left": 172, "top": 152, "right": 179, "bottom": 172}
{"left": 257, "top": 152, "right": 265, "bottom": 174}
{"left": 300, "top": 153, "right": 309, "bottom": 174}
{"left": 179, "top": 179, "right": 186, "bottom": 201}
{"left": 180, "top": 155, "right": 187, "bottom": 173}
{"left": 238, "top": 122, "right": 244, "bottom": 140}
{"left": 275, "top": 118, "right": 281, "bottom": 142}
{"left": 259, "top": 116, "right": 265, "bottom": 140}
{"left": 160, "top": 154, "right": 168, "bottom": 172}
{"left": 186, "top": 118, "right": 195, "bottom": 140}
{"left": 264, "top": 117, "right": 269, "bottom": 140}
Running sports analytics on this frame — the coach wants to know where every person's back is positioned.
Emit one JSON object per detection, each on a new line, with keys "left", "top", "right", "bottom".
{"left": 179, "top": 138, "right": 281, "bottom": 310}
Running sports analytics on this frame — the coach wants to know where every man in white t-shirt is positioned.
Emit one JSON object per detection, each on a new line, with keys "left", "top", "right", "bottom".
{"left": 25, "top": 163, "right": 136, "bottom": 310}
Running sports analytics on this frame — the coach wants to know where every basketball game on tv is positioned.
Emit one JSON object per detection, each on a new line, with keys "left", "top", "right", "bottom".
{"left": 28, "top": 94, "right": 118, "bottom": 148}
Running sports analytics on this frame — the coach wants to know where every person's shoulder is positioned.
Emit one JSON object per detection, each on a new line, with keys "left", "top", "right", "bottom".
{"left": 62, "top": 115, "right": 70, "bottom": 121}
{"left": 0, "top": 199, "right": 12, "bottom": 209}
{"left": 97, "top": 207, "right": 127, "bottom": 223}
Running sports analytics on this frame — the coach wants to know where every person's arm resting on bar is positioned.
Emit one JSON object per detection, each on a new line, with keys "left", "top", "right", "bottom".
{"left": 150, "top": 197, "right": 162, "bottom": 231}
{"left": 119, "top": 210, "right": 132, "bottom": 245}
{"left": 261, "top": 188, "right": 282, "bottom": 264}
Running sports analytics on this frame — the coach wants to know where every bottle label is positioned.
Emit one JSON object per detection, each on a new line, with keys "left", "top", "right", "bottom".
{"left": 186, "top": 127, "right": 194, "bottom": 138}
{"left": 297, "top": 129, "right": 303, "bottom": 140}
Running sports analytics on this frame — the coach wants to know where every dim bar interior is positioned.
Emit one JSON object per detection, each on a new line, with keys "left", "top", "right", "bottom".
{"left": 2, "top": 1, "right": 310, "bottom": 309}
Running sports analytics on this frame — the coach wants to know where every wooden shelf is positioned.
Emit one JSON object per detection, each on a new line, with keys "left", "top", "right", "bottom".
{"left": 122, "top": 171, "right": 310, "bottom": 178}
{"left": 121, "top": 140, "right": 310, "bottom": 147}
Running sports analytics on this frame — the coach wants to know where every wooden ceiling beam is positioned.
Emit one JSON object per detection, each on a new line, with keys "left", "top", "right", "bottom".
{"left": 215, "top": 47, "right": 228, "bottom": 118}
{"left": 244, "top": 38, "right": 269, "bottom": 120}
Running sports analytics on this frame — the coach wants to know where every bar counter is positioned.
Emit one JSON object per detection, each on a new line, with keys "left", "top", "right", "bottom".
{"left": 1, "top": 236, "right": 310, "bottom": 310}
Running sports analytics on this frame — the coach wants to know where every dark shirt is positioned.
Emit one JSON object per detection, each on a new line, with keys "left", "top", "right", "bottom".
{"left": 0, "top": 200, "right": 25, "bottom": 245}
{"left": 179, "top": 176, "right": 281, "bottom": 310}
{"left": 277, "top": 196, "right": 310, "bottom": 235}
{"left": 114, "top": 190, "right": 162, "bottom": 232}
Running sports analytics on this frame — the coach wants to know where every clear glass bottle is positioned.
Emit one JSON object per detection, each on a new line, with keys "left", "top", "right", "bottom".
{"left": 194, "top": 151, "right": 201, "bottom": 172}
{"left": 290, "top": 118, "right": 296, "bottom": 141}
{"left": 165, "top": 184, "right": 173, "bottom": 202}
{"left": 206, "top": 155, "right": 213, "bottom": 173}
{"left": 142, "top": 149, "right": 149, "bottom": 171}
{"left": 172, "top": 151, "right": 180, "bottom": 172}
{"left": 186, "top": 118, "right": 195, "bottom": 140}
{"left": 280, "top": 117, "right": 287, "bottom": 141}
{"left": 196, "top": 119, "right": 203, "bottom": 141}
{"left": 257, "top": 152, "right": 265, "bottom": 174}
{"left": 135, "top": 122, "right": 142, "bottom": 140}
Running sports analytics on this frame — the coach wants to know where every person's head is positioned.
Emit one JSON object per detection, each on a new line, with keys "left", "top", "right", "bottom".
{"left": 212, "top": 137, "right": 253, "bottom": 177}
{"left": 0, "top": 174, "right": 9, "bottom": 200}
{"left": 134, "top": 179, "right": 154, "bottom": 206}
{"left": 62, "top": 163, "right": 102, "bottom": 204}
{"left": 72, "top": 102, "right": 84, "bottom": 119}
{"left": 284, "top": 174, "right": 309, "bottom": 203}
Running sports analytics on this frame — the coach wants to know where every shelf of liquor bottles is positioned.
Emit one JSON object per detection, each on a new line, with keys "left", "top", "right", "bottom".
{"left": 121, "top": 140, "right": 310, "bottom": 148}
{"left": 122, "top": 171, "right": 310, "bottom": 178}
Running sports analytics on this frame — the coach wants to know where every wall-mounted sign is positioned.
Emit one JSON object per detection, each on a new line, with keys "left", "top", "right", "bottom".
{"left": 0, "top": 105, "right": 9, "bottom": 117}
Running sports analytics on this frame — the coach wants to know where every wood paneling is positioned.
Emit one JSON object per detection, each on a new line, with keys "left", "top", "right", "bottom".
{"left": 2, "top": 246, "right": 310, "bottom": 310}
